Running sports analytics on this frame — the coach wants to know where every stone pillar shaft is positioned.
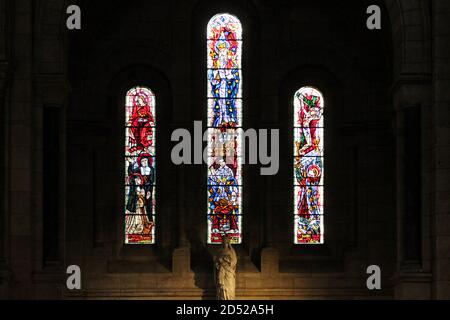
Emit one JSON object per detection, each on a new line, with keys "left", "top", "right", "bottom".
{"left": 397, "top": 105, "right": 422, "bottom": 268}
{"left": 432, "top": 0, "right": 450, "bottom": 299}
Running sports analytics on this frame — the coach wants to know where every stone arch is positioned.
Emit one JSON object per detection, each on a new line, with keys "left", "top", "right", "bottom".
{"left": 384, "top": 0, "right": 431, "bottom": 77}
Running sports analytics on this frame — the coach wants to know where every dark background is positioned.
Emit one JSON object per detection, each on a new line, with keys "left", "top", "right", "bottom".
{"left": 0, "top": 0, "right": 449, "bottom": 299}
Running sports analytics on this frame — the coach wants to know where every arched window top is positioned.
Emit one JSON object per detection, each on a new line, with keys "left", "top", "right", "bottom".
{"left": 126, "top": 86, "right": 155, "bottom": 97}
{"left": 207, "top": 13, "right": 242, "bottom": 40}
{"left": 293, "top": 86, "right": 324, "bottom": 245}
{"left": 294, "top": 87, "right": 324, "bottom": 129}
{"left": 124, "top": 86, "right": 156, "bottom": 244}
{"left": 207, "top": 13, "right": 242, "bottom": 73}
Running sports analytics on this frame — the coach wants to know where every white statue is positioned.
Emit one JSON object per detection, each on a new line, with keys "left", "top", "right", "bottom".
{"left": 214, "top": 234, "right": 237, "bottom": 300}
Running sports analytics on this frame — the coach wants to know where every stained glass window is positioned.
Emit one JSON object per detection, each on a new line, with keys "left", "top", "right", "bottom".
{"left": 293, "top": 87, "right": 324, "bottom": 244}
{"left": 124, "top": 87, "right": 156, "bottom": 244}
{"left": 206, "top": 13, "right": 242, "bottom": 244}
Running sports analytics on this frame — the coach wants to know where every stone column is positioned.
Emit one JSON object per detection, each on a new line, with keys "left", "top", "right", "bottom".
{"left": 432, "top": 0, "right": 450, "bottom": 299}
{"left": 392, "top": 82, "right": 432, "bottom": 299}
{"left": 0, "top": 58, "right": 13, "bottom": 300}
{"left": 0, "top": 0, "right": 13, "bottom": 299}
{"left": 6, "top": 0, "right": 35, "bottom": 298}
{"left": 398, "top": 104, "right": 422, "bottom": 268}
{"left": 31, "top": 75, "right": 69, "bottom": 298}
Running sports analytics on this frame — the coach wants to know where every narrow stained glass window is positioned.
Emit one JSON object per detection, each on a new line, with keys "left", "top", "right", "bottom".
{"left": 206, "top": 13, "right": 242, "bottom": 244}
{"left": 294, "top": 87, "right": 324, "bottom": 244}
{"left": 125, "top": 87, "right": 156, "bottom": 244}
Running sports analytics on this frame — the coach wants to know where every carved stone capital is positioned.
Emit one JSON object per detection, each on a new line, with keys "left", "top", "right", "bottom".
{"left": 391, "top": 74, "right": 432, "bottom": 111}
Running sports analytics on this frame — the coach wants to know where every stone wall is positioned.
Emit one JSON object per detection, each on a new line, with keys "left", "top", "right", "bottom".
{"left": 0, "top": 0, "right": 448, "bottom": 299}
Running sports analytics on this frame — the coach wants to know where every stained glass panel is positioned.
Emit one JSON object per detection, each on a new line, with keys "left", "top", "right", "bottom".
{"left": 207, "top": 14, "right": 243, "bottom": 244}
{"left": 124, "top": 87, "right": 156, "bottom": 244}
{"left": 293, "top": 87, "right": 324, "bottom": 244}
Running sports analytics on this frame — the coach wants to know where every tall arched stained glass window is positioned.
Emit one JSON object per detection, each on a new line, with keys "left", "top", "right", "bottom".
{"left": 124, "top": 87, "right": 156, "bottom": 244}
{"left": 294, "top": 87, "right": 324, "bottom": 244}
{"left": 206, "top": 13, "right": 242, "bottom": 244}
